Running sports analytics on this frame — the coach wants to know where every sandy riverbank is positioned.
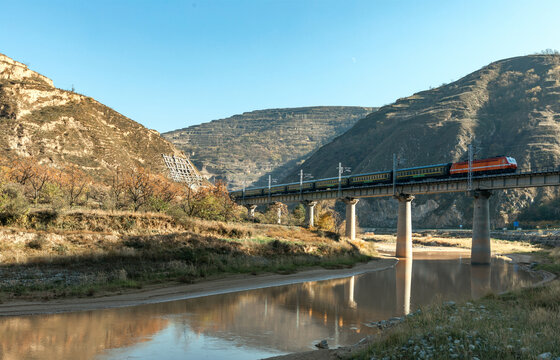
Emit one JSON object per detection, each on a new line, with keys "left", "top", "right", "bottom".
{"left": 0, "top": 257, "right": 397, "bottom": 316}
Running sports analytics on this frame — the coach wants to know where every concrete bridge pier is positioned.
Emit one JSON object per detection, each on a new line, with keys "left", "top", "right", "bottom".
{"left": 272, "top": 203, "right": 283, "bottom": 224}
{"left": 343, "top": 198, "right": 359, "bottom": 240}
{"left": 395, "top": 194, "right": 414, "bottom": 258}
{"left": 245, "top": 204, "right": 257, "bottom": 219}
{"left": 303, "top": 200, "right": 318, "bottom": 228}
{"left": 472, "top": 190, "right": 492, "bottom": 265}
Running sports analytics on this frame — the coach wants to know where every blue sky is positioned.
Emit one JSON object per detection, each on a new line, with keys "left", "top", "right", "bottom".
{"left": 1, "top": 0, "right": 559, "bottom": 133}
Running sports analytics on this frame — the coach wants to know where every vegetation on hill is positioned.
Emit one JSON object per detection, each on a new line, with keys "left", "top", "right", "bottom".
{"left": 0, "top": 53, "right": 182, "bottom": 183}
{"left": 288, "top": 55, "right": 560, "bottom": 228}
{"left": 163, "top": 106, "right": 374, "bottom": 189}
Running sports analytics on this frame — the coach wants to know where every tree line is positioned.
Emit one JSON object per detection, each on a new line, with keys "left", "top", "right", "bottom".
{"left": 0, "top": 156, "right": 343, "bottom": 232}
{"left": 0, "top": 156, "right": 243, "bottom": 225}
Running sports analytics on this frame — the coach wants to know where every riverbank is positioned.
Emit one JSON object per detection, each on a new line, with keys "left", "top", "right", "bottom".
{"left": 267, "top": 234, "right": 559, "bottom": 360}
{"left": 0, "top": 257, "right": 397, "bottom": 316}
{"left": 0, "top": 212, "right": 379, "bottom": 309}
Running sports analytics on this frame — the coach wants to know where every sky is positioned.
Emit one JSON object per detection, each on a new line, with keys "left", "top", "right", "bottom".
{"left": 1, "top": 0, "right": 559, "bottom": 133}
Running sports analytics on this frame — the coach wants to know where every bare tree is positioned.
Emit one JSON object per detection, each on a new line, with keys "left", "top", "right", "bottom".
{"left": 124, "top": 167, "right": 154, "bottom": 211}
{"left": 58, "top": 165, "right": 91, "bottom": 206}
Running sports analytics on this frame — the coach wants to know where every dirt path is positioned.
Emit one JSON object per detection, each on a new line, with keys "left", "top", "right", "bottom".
{"left": 0, "top": 258, "right": 397, "bottom": 316}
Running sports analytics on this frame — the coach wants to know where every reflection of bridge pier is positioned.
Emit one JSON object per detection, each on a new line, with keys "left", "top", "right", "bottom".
{"left": 471, "top": 265, "right": 491, "bottom": 299}
{"left": 348, "top": 276, "right": 357, "bottom": 309}
{"left": 395, "top": 259, "right": 412, "bottom": 316}
{"left": 472, "top": 190, "right": 492, "bottom": 264}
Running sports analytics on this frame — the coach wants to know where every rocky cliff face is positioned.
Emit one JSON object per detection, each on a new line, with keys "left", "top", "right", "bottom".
{"left": 163, "top": 106, "right": 374, "bottom": 189}
{"left": 289, "top": 55, "right": 560, "bottom": 228}
{"left": 0, "top": 53, "right": 182, "bottom": 181}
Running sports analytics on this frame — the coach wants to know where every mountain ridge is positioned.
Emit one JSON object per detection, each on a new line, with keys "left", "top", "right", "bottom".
{"left": 0, "top": 52, "right": 182, "bottom": 182}
{"left": 286, "top": 54, "right": 560, "bottom": 227}
{"left": 163, "top": 106, "right": 375, "bottom": 189}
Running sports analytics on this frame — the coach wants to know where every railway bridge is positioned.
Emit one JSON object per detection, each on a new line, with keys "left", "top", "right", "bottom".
{"left": 232, "top": 167, "right": 560, "bottom": 264}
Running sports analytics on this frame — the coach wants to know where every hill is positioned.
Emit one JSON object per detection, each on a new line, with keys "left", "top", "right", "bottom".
{"left": 163, "top": 106, "right": 374, "bottom": 189}
{"left": 287, "top": 55, "right": 560, "bottom": 228}
{"left": 0, "top": 53, "right": 182, "bottom": 182}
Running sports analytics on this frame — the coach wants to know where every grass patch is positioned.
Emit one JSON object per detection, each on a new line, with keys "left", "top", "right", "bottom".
{"left": 356, "top": 282, "right": 560, "bottom": 360}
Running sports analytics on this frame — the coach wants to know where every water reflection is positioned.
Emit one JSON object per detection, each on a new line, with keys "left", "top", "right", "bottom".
{"left": 471, "top": 265, "right": 492, "bottom": 299}
{"left": 395, "top": 259, "right": 412, "bottom": 316}
{"left": 0, "top": 257, "right": 539, "bottom": 360}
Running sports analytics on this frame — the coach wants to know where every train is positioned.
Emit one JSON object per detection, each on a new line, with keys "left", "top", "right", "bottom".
{"left": 231, "top": 156, "right": 518, "bottom": 199}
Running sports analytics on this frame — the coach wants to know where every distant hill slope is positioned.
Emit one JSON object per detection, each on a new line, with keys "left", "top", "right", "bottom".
{"left": 288, "top": 55, "right": 560, "bottom": 228}
{"left": 163, "top": 106, "right": 374, "bottom": 189}
{"left": 0, "top": 53, "right": 182, "bottom": 181}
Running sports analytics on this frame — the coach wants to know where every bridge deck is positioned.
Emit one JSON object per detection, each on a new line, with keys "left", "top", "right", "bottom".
{"left": 234, "top": 169, "right": 560, "bottom": 205}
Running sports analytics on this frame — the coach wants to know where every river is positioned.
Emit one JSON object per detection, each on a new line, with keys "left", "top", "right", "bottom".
{"left": 0, "top": 252, "right": 539, "bottom": 360}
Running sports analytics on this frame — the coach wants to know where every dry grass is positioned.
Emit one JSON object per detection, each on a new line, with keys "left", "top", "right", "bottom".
{"left": 0, "top": 212, "right": 378, "bottom": 300}
{"left": 356, "top": 281, "right": 560, "bottom": 359}
{"left": 24, "top": 208, "right": 183, "bottom": 235}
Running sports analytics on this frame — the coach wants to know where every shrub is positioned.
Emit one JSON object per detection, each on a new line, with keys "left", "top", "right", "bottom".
{"left": 0, "top": 182, "right": 29, "bottom": 225}
{"left": 183, "top": 182, "right": 244, "bottom": 222}
{"left": 148, "top": 195, "right": 170, "bottom": 212}
{"left": 39, "top": 182, "right": 65, "bottom": 207}
{"left": 317, "top": 212, "right": 337, "bottom": 232}
{"left": 291, "top": 204, "right": 306, "bottom": 225}
{"left": 27, "top": 236, "right": 47, "bottom": 250}
{"left": 85, "top": 185, "right": 110, "bottom": 209}
{"left": 27, "top": 209, "right": 60, "bottom": 228}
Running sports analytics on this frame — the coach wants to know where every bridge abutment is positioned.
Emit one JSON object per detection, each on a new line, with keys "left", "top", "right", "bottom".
{"left": 303, "top": 200, "right": 318, "bottom": 228}
{"left": 395, "top": 194, "right": 414, "bottom": 258}
{"left": 342, "top": 198, "right": 359, "bottom": 240}
{"left": 472, "top": 190, "right": 492, "bottom": 264}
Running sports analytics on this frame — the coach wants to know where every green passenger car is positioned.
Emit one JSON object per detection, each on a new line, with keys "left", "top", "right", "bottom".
{"left": 315, "top": 177, "right": 349, "bottom": 189}
{"left": 349, "top": 171, "right": 391, "bottom": 185}
{"left": 286, "top": 181, "right": 314, "bottom": 192}
{"left": 244, "top": 188, "right": 264, "bottom": 197}
{"left": 396, "top": 163, "right": 451, "bottom": 181}
{"left": 230, "top": 190, "right": 243, "bottom": 198}
{"left": 269, "top": 185, "right": 286, "bottom": 194}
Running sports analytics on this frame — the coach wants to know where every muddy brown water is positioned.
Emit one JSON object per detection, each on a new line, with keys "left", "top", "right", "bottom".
{"left": 0, "top": 253, "right": 539, "bottom": 360}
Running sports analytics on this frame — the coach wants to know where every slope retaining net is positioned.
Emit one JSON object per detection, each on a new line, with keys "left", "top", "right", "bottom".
{"left": 162, "top": 154, "right": 208, "bottom": 189}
